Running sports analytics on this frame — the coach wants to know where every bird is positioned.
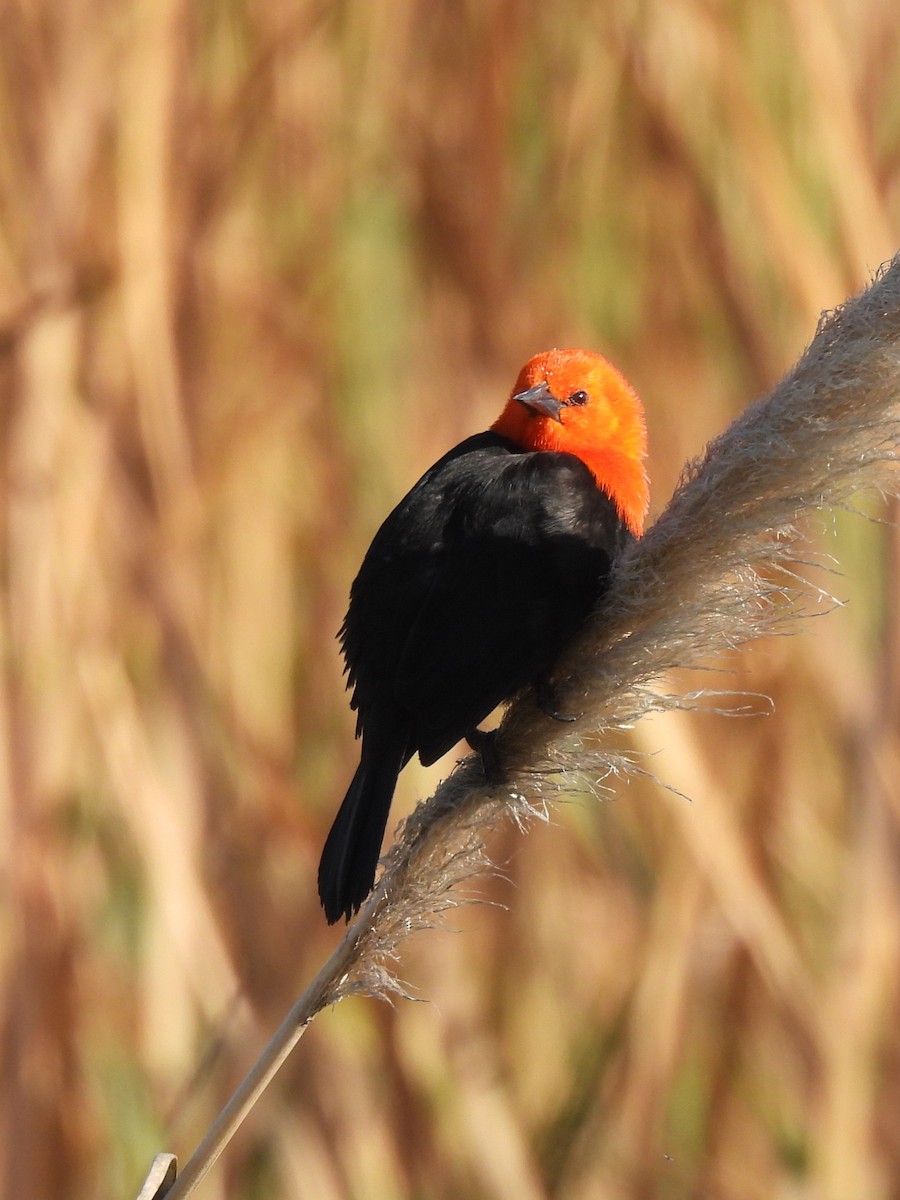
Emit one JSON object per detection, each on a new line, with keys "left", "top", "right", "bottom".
{"left": 318, "top": 347, "right": 649, "bottom": 923}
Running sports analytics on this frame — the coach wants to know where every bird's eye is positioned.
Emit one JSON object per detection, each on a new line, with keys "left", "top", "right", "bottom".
{"left": 568, "top": 390, "right": 588, "bottom": 406}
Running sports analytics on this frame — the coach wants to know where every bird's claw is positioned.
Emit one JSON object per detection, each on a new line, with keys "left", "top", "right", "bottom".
{"left": 536, "top": 680, "right": 580, "bottom": 723}
{"left": 466, "top": 727, "right": 505, "bottom": 785}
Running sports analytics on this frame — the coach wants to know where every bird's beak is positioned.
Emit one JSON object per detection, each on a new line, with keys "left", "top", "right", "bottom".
{"left": 513, "top": 381, "right": 564, "bottom": 423}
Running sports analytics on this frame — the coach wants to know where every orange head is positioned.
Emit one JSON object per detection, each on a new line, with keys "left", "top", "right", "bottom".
{"left": 491, "top": 348, "right": 649, "bottom": 536}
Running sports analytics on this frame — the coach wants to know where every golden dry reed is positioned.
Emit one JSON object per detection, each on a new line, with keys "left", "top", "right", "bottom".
{"left": 1, "top": 3, "right": 900, "bottom": 1200}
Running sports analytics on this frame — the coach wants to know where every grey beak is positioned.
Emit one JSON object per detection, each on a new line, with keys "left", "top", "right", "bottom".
{"left": 513, "top": 381, "right": 564, "bottom": 423}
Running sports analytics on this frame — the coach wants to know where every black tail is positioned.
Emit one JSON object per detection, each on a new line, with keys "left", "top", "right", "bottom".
{"left": 318, "top": 737, "right": 409, "bottom": 924}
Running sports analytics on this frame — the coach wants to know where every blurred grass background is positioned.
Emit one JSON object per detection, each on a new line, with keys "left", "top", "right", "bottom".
{"left": 1, "top": 0, "right": 900, "bottom": 1197}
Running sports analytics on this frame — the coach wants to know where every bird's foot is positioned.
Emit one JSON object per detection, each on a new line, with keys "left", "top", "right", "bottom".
{"left": 536, "top": 679, "right": 580, "bottom": 723}
{"left": 466, "top": 727, "right": 505, "bottom": 786}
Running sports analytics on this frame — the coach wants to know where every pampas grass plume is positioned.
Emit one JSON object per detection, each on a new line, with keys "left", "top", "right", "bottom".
{"left": 154, "top": 256, "right": 900, "bottom": 1200}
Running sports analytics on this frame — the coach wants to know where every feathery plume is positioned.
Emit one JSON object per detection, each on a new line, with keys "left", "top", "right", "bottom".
{"left": 339, "top": 253, "right": 900, "bottom": 999}
{"left": 155, "top": 255, "right": 900, "bottom": 1200}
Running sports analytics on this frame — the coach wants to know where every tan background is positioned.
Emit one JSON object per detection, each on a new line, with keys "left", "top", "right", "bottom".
{"left": 2, "top": 1, "right": 900, "bottom": 1197}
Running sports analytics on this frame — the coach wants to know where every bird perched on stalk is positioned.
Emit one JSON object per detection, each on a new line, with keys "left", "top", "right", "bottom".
{"left": 318, "top": 348, "right": 649, "bottom": 923}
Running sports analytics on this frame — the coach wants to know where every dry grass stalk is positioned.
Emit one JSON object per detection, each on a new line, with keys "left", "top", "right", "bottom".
{"left": 155, "top": 255, "right": 900, "bottom": 1199}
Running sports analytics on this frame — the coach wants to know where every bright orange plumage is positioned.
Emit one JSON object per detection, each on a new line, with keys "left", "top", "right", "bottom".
{"left": 492, "top": 348, "right": 649, "bottom": 536}
{"left": 319, "top": 347, "right": 649, "bottom": 922}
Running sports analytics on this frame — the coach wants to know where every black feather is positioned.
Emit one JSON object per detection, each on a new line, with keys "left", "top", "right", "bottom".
{"left": 319, "top": 432, "right": 629, "bottom": 922}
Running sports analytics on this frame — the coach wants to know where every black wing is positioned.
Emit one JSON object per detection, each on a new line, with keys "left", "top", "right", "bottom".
{"left": 339, "top": 433, "right": 518, "bottom": 733}
{"left": 340, "top": 431, "right": 628, "bottom": 766}
{"left": 392, "top": 447, "right": 628, "bottom": 764}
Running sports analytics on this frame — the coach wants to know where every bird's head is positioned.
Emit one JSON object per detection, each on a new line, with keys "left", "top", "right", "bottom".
{"left": 491, "top": 348, "right": 650, "bottom": 536}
